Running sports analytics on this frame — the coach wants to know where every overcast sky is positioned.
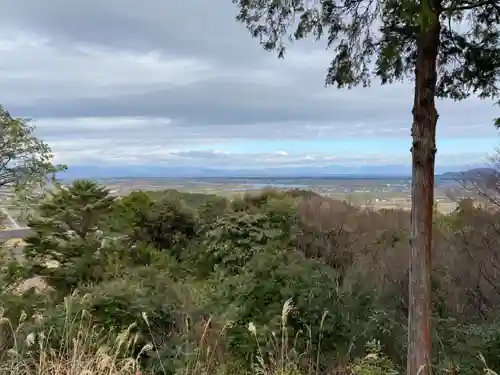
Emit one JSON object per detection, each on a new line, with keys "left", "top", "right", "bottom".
{"left": 0, "top": 0, "right": 498, "bottom": 171}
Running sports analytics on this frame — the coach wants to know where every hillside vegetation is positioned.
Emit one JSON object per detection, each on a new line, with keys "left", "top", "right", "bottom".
{"left": 0, "top": 181, "right": 499, "bottom": 375}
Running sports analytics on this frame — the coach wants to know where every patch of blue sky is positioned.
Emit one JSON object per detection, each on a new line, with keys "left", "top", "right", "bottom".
{"left": 199, "top": 137, "right": 498, "bottom": 155}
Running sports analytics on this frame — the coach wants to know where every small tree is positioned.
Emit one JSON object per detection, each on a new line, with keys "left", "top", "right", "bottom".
{"left": 231, "top": 1, "right": 500, "bottom": 374}
{"left": 23, "top": 180, "right": 116, "bottom": 292}
{"left": 0, "top": 105, "right": 65, "bottom": 202}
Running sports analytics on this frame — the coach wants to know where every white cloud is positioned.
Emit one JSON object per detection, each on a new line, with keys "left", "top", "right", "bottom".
{"left": 274, "top": 151, "right": 288, "bottom": 156}
{"left": 46, "top": 132, "right": 491, "bottom": 170}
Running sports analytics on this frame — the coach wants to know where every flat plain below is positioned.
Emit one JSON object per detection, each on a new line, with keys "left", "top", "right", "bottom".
{"left": 96, "top": 176, "right": 458, "bottom": 214}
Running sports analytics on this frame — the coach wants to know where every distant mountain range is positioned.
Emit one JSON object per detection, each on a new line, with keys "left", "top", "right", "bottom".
{"left": 438, "top": 167, "right": 497, "bottom": 180}
{"left": 57, "top": 164, "right": 487, "bottom": 179}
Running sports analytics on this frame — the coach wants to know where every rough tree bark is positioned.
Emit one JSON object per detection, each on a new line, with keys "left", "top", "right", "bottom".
{"left": 408, "top": 1, "right": 441, "bottom": 375}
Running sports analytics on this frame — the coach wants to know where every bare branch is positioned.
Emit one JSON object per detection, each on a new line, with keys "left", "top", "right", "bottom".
{"left": 442, "top": 0, "right": 500, "bottom": 11}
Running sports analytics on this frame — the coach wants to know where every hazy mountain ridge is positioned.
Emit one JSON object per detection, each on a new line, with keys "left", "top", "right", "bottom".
{"left": 438, "top": 167, "right": 497, "bottom": 180}
{"left": 58, "top": 164, "right": 484, "bottom": 179}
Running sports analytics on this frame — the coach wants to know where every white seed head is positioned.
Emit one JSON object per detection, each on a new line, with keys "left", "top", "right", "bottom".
{"left": 248, "top": 322, "right": 257, "bottom": 335}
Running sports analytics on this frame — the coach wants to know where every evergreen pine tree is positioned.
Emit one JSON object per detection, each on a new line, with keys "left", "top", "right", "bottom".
{"left": 23, "top": 180, "right": 116, "bottom": 293}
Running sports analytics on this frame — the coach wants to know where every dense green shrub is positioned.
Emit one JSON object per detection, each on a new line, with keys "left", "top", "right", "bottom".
{"left": 108, "top": 190, "right": 154, "bottom": 235}
{"left": 230, "top": 188, "right": 299, "bottom": 212}
{"left": 147, "top": 189, "right": 225, "bottom": 210}
{"left": 428, "top": 320, "right": 500, "bottom": 375}
{"left": 191, "top": 211, "right": 293, "bottom": 277}
{"left": 205, "top": 249, "right": 377, "bottom": 367}
{"left": 131, "top": 197, "right": 197, "bottom": 258}
{"left": 197, "top": 195, "right": 229, "bottom": 222}
{"left": 351, "top": 340, "right": 398, "bottom": 375}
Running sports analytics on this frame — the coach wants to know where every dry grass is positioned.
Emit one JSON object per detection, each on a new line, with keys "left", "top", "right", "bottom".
{"left": 0, "top": 295, "right": 359, "bottom": 375}
{"left": 0, "top": 281, "right": 495, "bottom": 375}
{"left": 0, "top": 294, "right": 145, "bottom": 375}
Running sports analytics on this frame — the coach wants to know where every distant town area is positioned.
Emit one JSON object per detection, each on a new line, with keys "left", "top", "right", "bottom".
{"left": 88, "top": 176, "right": 460, "bottom": 214}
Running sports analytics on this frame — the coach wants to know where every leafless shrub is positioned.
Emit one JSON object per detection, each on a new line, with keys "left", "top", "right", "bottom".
{"left": 294, "top": 186, "right": 500, "bottom": 321}
{"left": 446, "top": 150, "right": 500, "bottom": 210}
{"left": 295, "top": 196, "right": 411, "bottom": 309}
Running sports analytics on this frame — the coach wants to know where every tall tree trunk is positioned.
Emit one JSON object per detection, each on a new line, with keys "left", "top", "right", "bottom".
{"left": 407, "top": 1, "right": 441, "bottom": 375}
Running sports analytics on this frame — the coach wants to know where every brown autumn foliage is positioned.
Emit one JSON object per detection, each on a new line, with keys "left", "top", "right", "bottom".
{"left": 293, "top": 191, "right": 500, "bottom": 324}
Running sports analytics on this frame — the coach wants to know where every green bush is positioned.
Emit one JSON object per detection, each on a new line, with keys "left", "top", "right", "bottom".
{"left": 131, "top": 197, "right": 198, "bottom": 258}
{"left": 230, "top": 188, "right": 296, "bottom": 212}
{"left": 191, "top": 211, "right": 293, "bottom": 278}
{"left": 431, "top": 320, "right": 500, "bottom": 375}
{"left": 351, "top": 340, "right": 398, "bottom": 375}
{"left": 205, "top": 249, "right": 377, "bottom": 366}
{"left": 108, "top": 190, "right": 155, "bottom": 235}
{"left": 197, "top": 195, "right": 229, "bottom": 223}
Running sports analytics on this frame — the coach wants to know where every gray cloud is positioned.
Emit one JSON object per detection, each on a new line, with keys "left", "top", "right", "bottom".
{"left": 0, "top": 0, "right": 273, "bottom": 64}
{"left": 33, "top": 115, "right": 497, "bottom": 145}
{"left": 0, "top": 0, "right": 498, "bottom": 169}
